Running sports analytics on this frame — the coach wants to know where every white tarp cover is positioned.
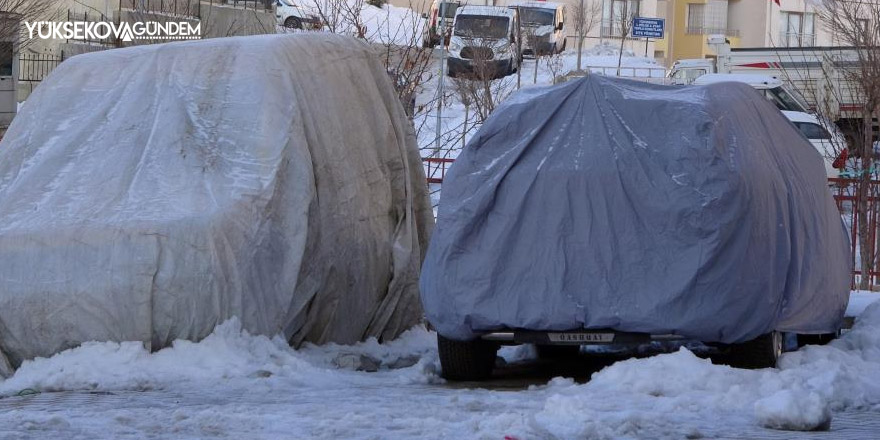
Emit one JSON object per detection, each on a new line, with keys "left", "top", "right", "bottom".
{"left": 421, "top": 75, "right": 850, "bottom": 344}
{"left": 0, "top": 34, "right": 433, "bottom": 374}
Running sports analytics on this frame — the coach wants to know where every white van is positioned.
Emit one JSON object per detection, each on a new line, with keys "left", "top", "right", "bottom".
{"left": 783, "top": 110, "right": 848, "bottom": 178}
{"left": 692, "top": 74, "right": 810, "bottom": 113}
{"left": 447, "top": 6, "right": 520, "bottom": 79}
{"left": 508, "top": 1, "right": 565, "bottom": 56}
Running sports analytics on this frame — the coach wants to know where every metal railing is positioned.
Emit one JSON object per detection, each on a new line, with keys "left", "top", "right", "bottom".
{"left": 829, "top": 177, "right": 880, "bottom": 288}
{"left": 208, "top": 0, "right": 274, "bottom": 11}
{"left": 778, "top": 32, "right": 817, "bottom": 47}
{"left": 684, "top": 26, "right": 740, "bottom": 37}
{"left": 422, "top": 157, "right": 455, "bottom": 184}
{"left": 19, "top": 53, "right": 62, "bottom": 83}
{"left": 66, "top": 10, "right": 118, "bottom": 46}
{"left": 122, "top": 0, "right": 201, "bottom": 18}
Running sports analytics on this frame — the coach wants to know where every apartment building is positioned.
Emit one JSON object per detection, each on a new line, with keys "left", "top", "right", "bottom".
{"left": 655, "top": 0, "right": 872, "bottom": 67}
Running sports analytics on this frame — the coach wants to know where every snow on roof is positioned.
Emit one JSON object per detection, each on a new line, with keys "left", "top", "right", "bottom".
{"left": 507, "top": 1, "right": 562, "bottom": 10}
{"left": 693, "top": 73, "right": 782, "bottom": 89}
{"left": 456, "top": 5, "right": 515, "bottom": 18}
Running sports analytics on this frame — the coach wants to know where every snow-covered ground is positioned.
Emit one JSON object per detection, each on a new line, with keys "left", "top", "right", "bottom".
{"left": 1, "top": 293, "right": 878, "bottom": 439}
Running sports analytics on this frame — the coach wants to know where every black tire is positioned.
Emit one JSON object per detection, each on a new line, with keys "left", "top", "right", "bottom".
{"left": 726, "top": 331, "right": 783, "bottom": 369}
{"left": 284, "top": 16, "right": 303, "bottom": 29}
{"left": 536, "top": 344, "right": 580, "bottom": 360}
{"left": 797, "top": 332, "right": 838, "bottom": 348}
{"left": 437, "top": 334, "right": 497, "bottom": 381}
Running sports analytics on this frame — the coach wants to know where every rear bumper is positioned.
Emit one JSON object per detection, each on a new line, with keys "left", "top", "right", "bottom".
{"left": 480, "top": 329, "right": 686, "bottom": 345}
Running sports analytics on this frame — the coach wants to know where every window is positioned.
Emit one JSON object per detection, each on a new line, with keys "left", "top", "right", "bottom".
{"left": 795, "top": 122, "right": 832, "bottom": 140}
{"left": 453, "top": 15, "right": 509, "bottom": 39}
{"left": 0, "top": 42, "right": 12, "bottom": 77}
{"left": 686, "top": 4, "right": 704, "bottom": 33}
{"left": 601, "top": 0, "right": 640, "bottom": 37}
{"left": 779, "top": 12, "right": 816, "bottom": 47}
{"left": 686, "top": 1, "right": 728, "bottom": 35}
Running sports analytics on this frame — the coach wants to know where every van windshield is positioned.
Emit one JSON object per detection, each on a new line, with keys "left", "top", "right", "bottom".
{"left": 518, "top": 8, "right": 554, "bottom": 26}
{"left": 454, "top": 15, "right": 510, "bottom": 39}
{"left": 762, "top": 86, "right": 809, "bottom": 112}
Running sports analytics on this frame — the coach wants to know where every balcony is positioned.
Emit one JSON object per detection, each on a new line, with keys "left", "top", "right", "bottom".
{"left": 685, "top": 27, "right": 741, "bottom": 37}
{"left": 779, "top": 32, "right": 817, "bottom": 47}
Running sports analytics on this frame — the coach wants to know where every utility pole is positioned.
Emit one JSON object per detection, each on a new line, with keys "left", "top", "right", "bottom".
{"left": 434, "top": 7, "right": 447, "bottom": 153}
{"left": 576, "top": 0, "right": 583, "bottom": 71}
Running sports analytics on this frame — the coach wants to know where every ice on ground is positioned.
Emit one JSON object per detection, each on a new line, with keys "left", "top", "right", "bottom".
{"left": 1, "top": 296, "right": 878, "bottom": 438}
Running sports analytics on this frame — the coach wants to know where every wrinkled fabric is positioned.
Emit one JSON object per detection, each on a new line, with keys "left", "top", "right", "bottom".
{"left": 421, "top": 75, "right": 849, "bottom": 343}
{"left": 0, "top": 34, "right": 433, "bottom": 372}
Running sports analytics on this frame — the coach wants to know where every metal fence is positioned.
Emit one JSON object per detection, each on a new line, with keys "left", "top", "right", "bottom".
{"left": 67, "top": 10, "right": 118, "bottom": 46}
{"left": 19, "top": 53, "right": 62, "bottom": 83}
{"left": 122, "top": 0, "right": 201, "bottom": 18}
{"left": 684, "top": 26, "right": 740, "bottom": 37}
{"left": 829, "top": 177, "right": 880, "bottom": 288}
{"left": 422, "top": 157, "right": 454, "bottom": 184}
{"left": 207, "top": 0, "right": 274, "bottom": 11}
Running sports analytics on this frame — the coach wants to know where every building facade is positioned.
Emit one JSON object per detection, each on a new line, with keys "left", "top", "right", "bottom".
{"left": 655, "top": 0, "right": 874, "bottom": 66}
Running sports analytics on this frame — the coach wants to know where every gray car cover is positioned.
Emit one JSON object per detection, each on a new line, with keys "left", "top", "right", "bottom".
{"left": 0, "top": 34, "right": 433, "bottom": 374}
{"left": 420, "top": 75, "right": 850, "bottom": 343}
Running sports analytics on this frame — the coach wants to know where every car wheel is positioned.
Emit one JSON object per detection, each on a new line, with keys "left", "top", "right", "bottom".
{"left": 536, "top": 344, "right": 580, "bottom": 360}
{"left": 284, "top": 16, "right": 303, "bottom": 29}
{"left": 725, "top": 331, "right": 783, "bottom": 369}
{"left": 437, "top": 334, "right": 497, "bottom": 381}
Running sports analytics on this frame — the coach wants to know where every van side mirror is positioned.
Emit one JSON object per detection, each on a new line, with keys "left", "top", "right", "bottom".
{"left": 557, "top": 22, "right": 563, "bottom": 31}
{"left": 421, "top": 12, "right": 428, "bottom": 19}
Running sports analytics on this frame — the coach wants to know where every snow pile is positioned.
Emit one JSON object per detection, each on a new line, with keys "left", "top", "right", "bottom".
{"left": 754, "top": 390, "right": 831, "bottom": 431}
{"left": 534, "top": 302, "right": 880, "bottom": 436}
{"left": 0, "top": 319, "right": 324, "bottom": 395}
{"left": 1, "top": 298, "right": 878, "bottom": 437}
{"left": 846, "top": 290, "right": 880, "bottom": 316}
{"left": 0, "top": 318, "right": 442, "bottom": 397}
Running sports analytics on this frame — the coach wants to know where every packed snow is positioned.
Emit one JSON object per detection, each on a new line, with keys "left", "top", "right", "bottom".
{"left": 1, "top": 294, "right": 878, "bottom": 439}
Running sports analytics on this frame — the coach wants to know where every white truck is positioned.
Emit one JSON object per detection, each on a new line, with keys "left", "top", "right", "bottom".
{"left": 507, "top": 1, "right": 566, "bottom": 57}
{"left": 447, "top": 6, "right": 520, "bottom": 79}
{"left": 668, "top": 36, "right": 864, "bottom": 126}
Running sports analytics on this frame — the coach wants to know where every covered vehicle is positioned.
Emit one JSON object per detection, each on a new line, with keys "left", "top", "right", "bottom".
{"left": 0, "top": 34, "right": 433, "bottom": 376}
{"left": 420, "top": 75, "right": 850, "bottom": 379}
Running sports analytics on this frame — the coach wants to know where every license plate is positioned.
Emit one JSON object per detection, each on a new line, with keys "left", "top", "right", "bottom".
{"left": 548, "top": 332, "right": 615, "bottom": 343}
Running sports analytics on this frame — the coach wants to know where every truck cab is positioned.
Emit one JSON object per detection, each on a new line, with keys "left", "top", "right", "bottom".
{"left": 447, "top": 6, "right": 520, "bottom": 79}
{"left": 668, "top": 58, "right": 714, "bottom": 85}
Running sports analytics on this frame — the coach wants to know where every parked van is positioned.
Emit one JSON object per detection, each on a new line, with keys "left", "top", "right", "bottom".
{"left": 422, "top": 0, "right": 462, "bottom": 48}
{"left": 447, "top": 5, "right": 520, "bottom": 79}
{"left": 508, "top": 1, "right": 565, "bottom": 56}
{"left": 692, "top": 74, "right": 810, "bottom": 113}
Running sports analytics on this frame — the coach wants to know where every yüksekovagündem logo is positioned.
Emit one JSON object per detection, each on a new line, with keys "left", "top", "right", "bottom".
{"left": 25, "top": 21, "right": 201, "bottom": 42}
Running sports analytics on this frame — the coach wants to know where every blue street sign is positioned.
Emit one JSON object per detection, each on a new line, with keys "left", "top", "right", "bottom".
{"left": 632, "top": 17, "right": 665, "bottom": 39}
